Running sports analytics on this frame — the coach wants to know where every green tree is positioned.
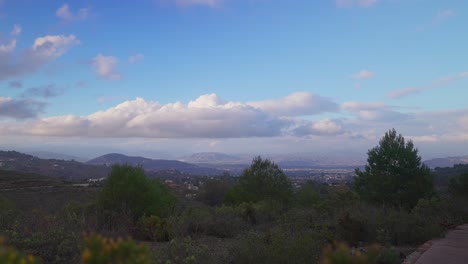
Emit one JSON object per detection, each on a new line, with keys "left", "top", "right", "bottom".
{"left": 354, "top": 129, "right": 434, "bottom": 209}
{"left": 226, "top": 156, "right": 293, "bottom": 207}
{"left": 449, "top": 172, "right": 468, "bottom": 197}
{"left": 97, "top": 165, "right": 176, "bottom": 229}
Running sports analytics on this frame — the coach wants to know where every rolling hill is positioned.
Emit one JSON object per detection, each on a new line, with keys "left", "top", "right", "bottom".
{"left": 87, "top": 153, "right": 222, "bottom": 175}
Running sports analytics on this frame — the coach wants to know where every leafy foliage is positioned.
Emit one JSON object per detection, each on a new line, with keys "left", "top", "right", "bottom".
{"left": 320, "top": 242, "right": 399, "bottom": 264}
{"left": 97, "top": 165, "right": 176, "bottom": 230}
{"left": 137, "top": 215, "right": 173, "bottom": 242}
{"left": 449, "top": 172, "right": 468, "bottom": 197}
{"left": 226, "top": 156, "right": 293, "bottom": 207}
{"left": 354, "top": 129, "right": 434, "bottom": 209}
{"left": 81, "top": 234, "right": 152, "bottom": 264}
{"left": 0, "top": 237, "right": 38, "bottom": 264}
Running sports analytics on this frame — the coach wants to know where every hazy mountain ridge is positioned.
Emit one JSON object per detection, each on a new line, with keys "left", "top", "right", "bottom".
{"left": 181, "top": 152, "right": 365, "bottom": 168}
{"left": 423, "top": 155, "right": 468, "bottom": 169}
{"left": 26, "top": 151, "right": 86, "bottom": 162}
{"left": 0, "top": 150, "right": 109, "bottom": 181}
{"left": 87, "top": 153, "right": 222, "bottom": 175}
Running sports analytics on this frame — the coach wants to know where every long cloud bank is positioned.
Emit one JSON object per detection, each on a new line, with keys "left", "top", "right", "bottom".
{"left": 0, "top": 92, "right": 467, "bottom": 144}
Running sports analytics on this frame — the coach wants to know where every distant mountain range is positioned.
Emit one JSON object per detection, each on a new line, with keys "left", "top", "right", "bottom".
{"left": 179, "top": 152, "right": 365, "bottom": 168}
{"left": 0, "top": 150, "right": 109, "bottom": 181}
{"left": 25, "top": 151, "right": 87, "bottom": 162}
{"left": 423, "top": 155, "right": 468, "bottom": 169}
{"left": 87, "top": 153, "right": 222, "bottom": 175}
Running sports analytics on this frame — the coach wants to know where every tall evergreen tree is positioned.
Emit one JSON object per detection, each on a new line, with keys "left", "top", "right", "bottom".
{"left": 354, "top": 129, "right": 434, "bottom": 209}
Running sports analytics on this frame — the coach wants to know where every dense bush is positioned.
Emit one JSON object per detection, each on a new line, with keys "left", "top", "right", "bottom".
{"left": 228, "top": 227, "right": 327, "bottom": 264}
{"left": 0, "top": 237, "right": 38, "bottom": 264}
{"left": 449, "top": 172, "right": 468, "bottom": 197}
{"left": 226, "top": 156, "right": 293, "bottom": 208}
{"left": 152, "top": 238, "right": 210, "bottom": 264}
{"left": 82, "top": 233, "right": 152, "bottom": 264}
{"left": 295, "top": 181, "right": 323, "bottom": 208}
{"left": 97, "top": 165, "right": 176, "bottom": 231}
{"left": 196, "top": 178, "right": 232, "bottom": 207}
{"left": 137, "top": 215, "right": 173, "bottom": 242}
{"left": 320, "top": 242, "right": 399, "bottom": 264}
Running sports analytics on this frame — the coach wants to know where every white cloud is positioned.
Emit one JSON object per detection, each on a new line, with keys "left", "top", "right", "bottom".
{"left": 0, "top": 34, "right": 79, "bottom": 80}
{"left": 0, "top": 39, "right": 16, "bottom": 53}
{"left": 175, "top": 0, "right": 221, "bottom": 8}
{"left": 0, "top": 94, "right": 292, "bottom": 138}
{"left": 293, "top": 118, "right": 345, "bottom": 136}
{"left": 92, "top": 54, "right": 122, "bottom": 80}
{"left": 128, "top": 53, "right": 144, "bottom": 64}
{"left": 56, "top": 4, "right": 90, "bottom": 22}
{"left": 247, "top": 92, "right": 338, "bottom": 116}
{"left": 352, "top": 70, "right": 375, "bottom": 79}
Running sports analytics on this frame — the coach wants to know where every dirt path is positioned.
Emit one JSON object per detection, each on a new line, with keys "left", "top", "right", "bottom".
{"left": 406, "top": 224, "right": 468, "bottom": 264}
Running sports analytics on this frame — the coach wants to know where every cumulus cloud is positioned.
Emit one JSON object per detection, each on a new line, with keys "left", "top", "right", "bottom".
{"left": 0, "top": 97, "right": 46, "bottom": 119}
{"left": 336, "top": 0, "right": 378, "bottom": 8}
{"left": 56, "top": 4, "right": 90, "bottom": 22}
{"left": 22, "top": 84, "right": 64, "bottom": 98}
{"left": 0, "top": 94, "right": 291, "bottom": 138}
{"left": 294, "top": 119, "right": 344, "bottom": 136}
{"left": 128, "top": 53, "right": 144, "bottom": 64}
{"left": 92, "top": 54, "right": 121, "bottom": 80}
{"left": 247, "top": 92, "right": 339, "bottom": 116}
{"left": 352, "top": 70, "right": 375, "bottom": 80}
{"left": 175, "top": 0, "right": 221, "bottom": 8}
{"left": 0, "top": 34, "right": 79, "bottom": 80}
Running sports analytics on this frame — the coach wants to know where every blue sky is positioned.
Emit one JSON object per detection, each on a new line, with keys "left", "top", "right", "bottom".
{"left": 0, "top": 0, "right": 467, "bottom": 159}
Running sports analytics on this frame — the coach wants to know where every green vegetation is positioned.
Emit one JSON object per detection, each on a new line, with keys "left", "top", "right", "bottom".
{"left": 0, "top": 237, "right": 38, "bottom": 264}
{"left": 354, "top": 129, "right": 434, "bottom": 209}
{"left": 226, "top": 156, "right": 293, "bottom": 208}
{"left": 449, "top": 172, "right": 468, "bottom": 197}
{"left": 82, "top": 234, "right": 152, "bottom": 264}
{"left": 1, "top": 130, "right": 468, "bottom": 263}
{"left": 97, "top": 164, "right": 176, "bottom": 231}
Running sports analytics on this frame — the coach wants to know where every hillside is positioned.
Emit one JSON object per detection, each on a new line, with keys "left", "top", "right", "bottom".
{"left": 87, "top": 153, "right": 222, "bottom": 175}
{"left": 0, "top": 169, "right": 64, "bottom": 189}
{"left": 0, "top": 150, "right": 109, "bottom": 181}
{"left": 424, "top": 155, "right": 468, "bottom": 169}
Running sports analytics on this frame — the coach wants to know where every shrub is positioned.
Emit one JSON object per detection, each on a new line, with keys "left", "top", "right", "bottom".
{"left": 320, "top": 242, "right": 399, "bottom": 264}
{"left": 449, "top": 172, "right": 468, "bottom": 197}
{"left": 0, "top": 237, "right": 38, "bottom": 264}
{"left": 137, "top": 215, "right": 174, "bottom": 242}
{"left": 196, "top": 179, "right": 232, "bottom": 207}
{"left": 226, "top": 156, "right": 293, "bottom": 208}
{"left": 97, "top": 165, "right": 176, "bottom": 231}
{"left": 152, "top": 238, "right": 210, "bottom": 264}
{"left": 81, "top": 233, "right": 152, "bottom": 264}
{"left": 228, "top": 227, "right": 327, "bottom": 264}
{"left": 295, "top": 181, "right": 323, "bottom": 208}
